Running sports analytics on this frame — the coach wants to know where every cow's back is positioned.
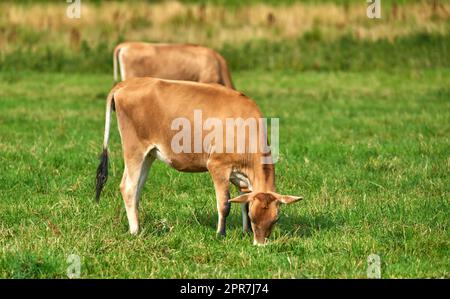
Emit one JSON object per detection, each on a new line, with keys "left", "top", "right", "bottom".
{"left": 120, "top": 43, "right": 221, "bottom": 83}
{"left": 113, "top": 77, "right": 262, "bottom": 171}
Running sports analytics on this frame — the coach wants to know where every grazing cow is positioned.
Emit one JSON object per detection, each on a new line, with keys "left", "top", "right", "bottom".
{"left": 95, "top": 77, "right": 302, "bottom": 245}
{"left": 113, "top": 42, "right": 235, "bottom": 89}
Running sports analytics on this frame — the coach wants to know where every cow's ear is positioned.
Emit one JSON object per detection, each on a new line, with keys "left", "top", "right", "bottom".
{"left": 228, "top": 193, "right": 254, "bottom": 203}
{"left": 277, "top": 195, "right": 303, "bottom": 204}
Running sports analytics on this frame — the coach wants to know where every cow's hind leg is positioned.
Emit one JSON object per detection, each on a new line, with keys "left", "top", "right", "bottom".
{"left": 120, "top": 153, "right": 154, "bottom": 234}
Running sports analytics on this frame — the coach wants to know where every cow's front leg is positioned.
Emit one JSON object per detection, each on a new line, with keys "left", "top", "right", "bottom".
{"left": 241, "top": 200, "right": 252, "bottom": 233}
{"left": 209, "top": 168, "right": 231, "bottom": 236}
{"left": 215, "top": 181, "right": 231, "bottom": 236}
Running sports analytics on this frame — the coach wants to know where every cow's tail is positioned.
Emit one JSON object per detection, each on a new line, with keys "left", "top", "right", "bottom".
{"left": 113, "top": 45, "right": 121, "bottom": 82}
{"left": 217, "top": 53, "right": 235, "bottom": 90}
{"left": 95, "top": 89, "right": 116, "bottom": 202}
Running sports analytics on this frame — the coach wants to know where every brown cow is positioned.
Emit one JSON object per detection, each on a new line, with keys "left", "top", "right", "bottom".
{"left": 95, "top": 77, "right": 302, "bottom": 245}
{"left": 113, "top": 42, "right": 235, "bottom": 89}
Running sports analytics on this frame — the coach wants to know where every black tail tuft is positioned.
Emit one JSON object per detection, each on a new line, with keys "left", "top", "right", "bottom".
{"left": 95, "top": 148, "right": 108, "bottom": 202}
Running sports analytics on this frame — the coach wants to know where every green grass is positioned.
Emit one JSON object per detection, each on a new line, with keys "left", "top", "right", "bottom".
{"left": 2, "top": 33, "right": 449, "bottom": 73}
{"left": 0, "top": 69, "right": 448, "bottom": 278}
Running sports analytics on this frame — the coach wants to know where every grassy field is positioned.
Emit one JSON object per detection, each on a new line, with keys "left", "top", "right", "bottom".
{"left": 0, "top": 0, "right": 448, "bottom": 279}
{"left": 0, "top": 68, "right": 448, "bottom": 278}
{"left": 1, "top": 1, "right": 449, "bottom": 72}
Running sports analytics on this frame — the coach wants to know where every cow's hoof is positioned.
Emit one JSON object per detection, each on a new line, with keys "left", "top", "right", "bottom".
{"left": 253, "top": 240, "right": 268, "bottom": 246}
{"left": 216, "top": 231, "right": 226, "bottom": 238}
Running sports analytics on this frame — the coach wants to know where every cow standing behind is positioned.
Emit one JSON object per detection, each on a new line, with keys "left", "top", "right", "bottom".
{"left": 113, "top": 42, "right": 235, "bottom": 89}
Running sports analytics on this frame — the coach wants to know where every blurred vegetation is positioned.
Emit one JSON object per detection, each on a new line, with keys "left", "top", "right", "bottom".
{"left": 1, "top": 33, "right": 448, "bottom": 73}
{"left": 0, "top": 0, "right": 449, "bottom": 73}
{"left": 4, "top": 0, "right": 436, "bottom": 6}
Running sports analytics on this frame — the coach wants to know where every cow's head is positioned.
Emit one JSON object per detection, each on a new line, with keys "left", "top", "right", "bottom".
{"left": 229, "top": 191, "right": 302, "bottom": 245}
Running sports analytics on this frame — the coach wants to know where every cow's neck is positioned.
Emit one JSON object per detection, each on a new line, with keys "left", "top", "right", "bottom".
{"left": 244, "top": 157, "right": 276, "bottom": 193}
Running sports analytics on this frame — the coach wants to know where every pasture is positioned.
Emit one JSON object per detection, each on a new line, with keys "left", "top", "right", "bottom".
{"left": 0, "top": 0, "right": 449, "bottom": 278}
{"left": 0, "top": 68, "right": 448, "bottom": 278}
